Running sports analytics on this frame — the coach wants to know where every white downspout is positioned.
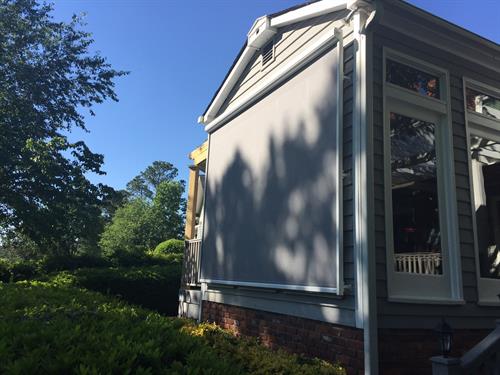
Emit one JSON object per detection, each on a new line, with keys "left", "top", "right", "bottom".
{"left": 350, "top": 0, "right": 378, "bottom": 373}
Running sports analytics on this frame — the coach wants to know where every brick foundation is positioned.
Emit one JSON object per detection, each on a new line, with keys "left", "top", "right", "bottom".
{"left": 378, "top": 328, "right": 489, "bottom": 375}
{"left": 202, "top": 301, "right": 364, "bottom": 375}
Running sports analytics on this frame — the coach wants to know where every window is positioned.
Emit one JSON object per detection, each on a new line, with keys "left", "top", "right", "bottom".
{"left": 390, "top": 113, "right": 442, "bottom": 275}
{"left": 386, "top": 58, "right": 441, "bottom": 99}
{"left": 470, "top": 136, "right": 500, "bottom": 279}
{"left": 466, "top": 88, "right": 500, "bottom": 120}
{"left": 465, "top": 78, "right": 500, "bottom": 304}
{"left": 383, "top": 50, "right": 462, "bottom": 303}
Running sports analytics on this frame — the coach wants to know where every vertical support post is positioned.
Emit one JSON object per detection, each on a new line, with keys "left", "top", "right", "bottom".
{"left": 185, "top": 165, "right": 199, "bottom": 240}
{"left": 430, "top": 356, "right": 461, "bottom": 375}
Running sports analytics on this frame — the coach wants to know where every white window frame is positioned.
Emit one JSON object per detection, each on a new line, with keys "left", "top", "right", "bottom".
{"left": 464, "top": 77, "right": 500, "bottom": 306}
{"left": 383, "top": 48, "right": 463, "bottom": 304}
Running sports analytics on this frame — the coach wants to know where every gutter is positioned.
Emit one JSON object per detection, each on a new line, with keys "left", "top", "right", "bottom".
{"left": 349, "top": 0, "right": 378, "bottom": 373}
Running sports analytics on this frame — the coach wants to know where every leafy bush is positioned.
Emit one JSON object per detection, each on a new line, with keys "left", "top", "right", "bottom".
{"left": 41, "top": 255, "right": 112, "bottom": 273}
{"left": 51, "top": 265, "right": 182, "bottom": 315}
{"left": 8, "top": 260, "right": 41, "bottom": 281}
{"left": 0, "top": 282, "right": 344, "bottom": 374}
{"left": 0, "top": 261, "right": 10, "bottom": 282}
{"left": 154, "top": 239, "right": 185, "bottom": 255}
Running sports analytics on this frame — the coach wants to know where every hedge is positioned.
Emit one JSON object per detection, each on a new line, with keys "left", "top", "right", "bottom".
{"left": 50, "top": 265, "right": 182, "bottom": 315}
{"left": 0, "top": 282, "right": 345, "bottom": 374}
{"left": 154, "top": 238, "right": 184, "bottom": 255}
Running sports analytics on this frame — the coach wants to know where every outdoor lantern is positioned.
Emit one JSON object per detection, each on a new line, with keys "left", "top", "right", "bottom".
{"left": 434, "top": 318, "right": 453, "bottom": 357}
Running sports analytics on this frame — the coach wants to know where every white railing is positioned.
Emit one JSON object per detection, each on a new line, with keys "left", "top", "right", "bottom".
{"left": 182, "top": 239, "right": 201, "bottom": 286}
{"left": 394, "top": 252, "right": 442, "bottom": 275}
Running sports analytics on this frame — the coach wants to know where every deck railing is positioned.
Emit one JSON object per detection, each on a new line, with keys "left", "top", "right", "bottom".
{"left": 182, "top": 239, "right": 201, "bottom": 286}
{"left": 431, "top": 320, "right": 500, "bottom": 374}
{"left": 394, "top": 252, "right": 442, "bottom": 275}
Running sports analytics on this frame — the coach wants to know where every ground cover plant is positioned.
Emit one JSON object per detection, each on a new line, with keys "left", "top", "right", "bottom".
{"left": 0, "top": 282, "right": 345, "bottom": 375}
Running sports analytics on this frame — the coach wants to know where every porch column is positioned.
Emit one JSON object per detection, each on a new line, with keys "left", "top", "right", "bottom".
{"left": 185, "top": 165, "right": 199, "bottom": 240}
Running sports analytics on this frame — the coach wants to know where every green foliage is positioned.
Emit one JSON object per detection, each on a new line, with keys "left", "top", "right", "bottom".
{"left": 99, "top": 199, "right": 152, "bottom": 258}
{"left": 51, "top": 265, "right": 182, "bottom": 315}
{"left": 8, "top": 260, "right": 40, "bottom": 281}
{"left": 0, "top": 261, "right": 10, "bottom": 282}
{"left": 41, "top": 254, "right": 112, "bottom": 273}
{"left": 126, "top": 161, "right": 180, "bottom": 201}
{"left": 100, "top": 175, "right": 185, "bottom": 259}
{"left": 154, "top": 239, "right": 185, "bottom": 255}
{"left": 0, "top": 282, "right": 344, "bottom": 374}
{"left": 0, "top": 0, "right": 126, "bottom": 256}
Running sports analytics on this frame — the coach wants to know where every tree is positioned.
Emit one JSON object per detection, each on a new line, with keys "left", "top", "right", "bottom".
{"left": 0, "top": 0, "right": 127, "bottom": 255}
{"left": 126, "top": 161, "right": 179, "bottom": 200}
{"left": 100, "top": 165, "right": 185, "bottom": 258}
{"left": 99, "top": 199, "right": 151, "bottom": 258}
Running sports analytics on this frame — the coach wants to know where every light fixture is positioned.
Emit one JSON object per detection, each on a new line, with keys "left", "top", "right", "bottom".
{"left": 434, "top": 318, "right": 453, "bottom": 357}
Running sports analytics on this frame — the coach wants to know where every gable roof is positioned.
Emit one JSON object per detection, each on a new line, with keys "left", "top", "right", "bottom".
{"left": 199, "top": 0, "right": 500, "bottom": 125}
{"left": 199, "top": 0, "right": 351, "bottom": 124}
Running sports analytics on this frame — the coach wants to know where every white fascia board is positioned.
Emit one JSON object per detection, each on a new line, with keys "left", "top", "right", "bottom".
{"left": 204, "top": 28, "right": 342, "bottom": 133}
{"left": 270, "top": 0, "right": 348, "bottom": 28}
{"left": 202, "top": 46, "right": 256, "bottom": 123}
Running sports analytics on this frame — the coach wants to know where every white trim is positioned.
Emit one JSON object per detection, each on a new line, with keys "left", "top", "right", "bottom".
{"left": 463, "top": 77, "right": 500, "bottom": 306}
{"left": 200, "top": 279, "right": 338, "bottom": 294}
{"left": 197, "top": 134, "right": 211, "bottom": 322}
{"left": 351, "top": 4, "right": 378, "bottom": 373}
{"left": 204, "top": 28, "right": 342, "bottom": 133}
{"left": 336, "top": 29, "right": 345, "bottom": 296}
{"left": 385, "top": 83, "right": 447, "bottom": 115}
{"left": 382, "top": 48, "right": 463, "bottom": 302}
{"left": 388, "top": 297, "right": 466, "bottom": 305}
{"left": 270, "top": 0, "right": 347, "bottom": 28}
{"left": 202, "top": 47, "right": 257, "bottom": 123}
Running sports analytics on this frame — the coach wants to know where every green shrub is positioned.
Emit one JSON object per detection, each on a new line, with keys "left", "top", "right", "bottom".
{"left": 41, "top": 255, "right": 112, "bottom": 273}
{"left": 51, "top": 265, "right": 182, "bottom": 315}
{"left": 154, "top": 239, "right": 185, "bottom": 255}
{"left": 0, "top": 282, "right": 344, "bottom": 374}
{"left": 8, "top": 260, "right": 40, "bottom": 281}
{"left": 0, "top": 261, "right": 10, "bottom": 283}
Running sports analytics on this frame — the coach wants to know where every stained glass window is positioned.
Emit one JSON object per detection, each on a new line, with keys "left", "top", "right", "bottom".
{"left": 386, "top": 59, "right": 440, "bottom": 99}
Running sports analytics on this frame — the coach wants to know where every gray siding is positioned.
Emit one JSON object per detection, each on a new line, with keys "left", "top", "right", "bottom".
{"left": 371, "top": 22, "right": 500, "bottom": 329}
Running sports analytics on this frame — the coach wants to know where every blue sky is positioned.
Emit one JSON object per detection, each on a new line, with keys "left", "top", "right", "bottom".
{"left": 51, "top": 0, "right": 500, "bottom": 190}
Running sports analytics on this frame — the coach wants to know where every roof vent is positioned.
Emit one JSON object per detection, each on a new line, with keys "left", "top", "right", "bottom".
{"left": 261, "top": 41, "right": 274, "bottom": 66}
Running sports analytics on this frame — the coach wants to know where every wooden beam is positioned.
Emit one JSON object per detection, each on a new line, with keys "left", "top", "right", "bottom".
{"left": 189, "top": 141, "right": 208, "bottom": 166}
{"left": 184, "top": 165, "right": 199, "bottom": 239}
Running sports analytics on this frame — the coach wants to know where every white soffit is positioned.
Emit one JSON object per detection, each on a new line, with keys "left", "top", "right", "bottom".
{"left": 201, "top": 0, "right": 349, "bottom": 123}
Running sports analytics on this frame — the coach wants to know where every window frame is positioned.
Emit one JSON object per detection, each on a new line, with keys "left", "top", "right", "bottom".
{"left": 383, "top": 48, "right": 463, "bottom": 304}
{"left": 464, "top": 77, "right": 500, "bottom": 306}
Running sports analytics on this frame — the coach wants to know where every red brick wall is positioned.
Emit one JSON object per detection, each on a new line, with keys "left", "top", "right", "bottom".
{"left": 378, "top": 328, "right": 489, "bottom": 375}
{"left": 202, "top": 301, "right": 364, "bottom": 375}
